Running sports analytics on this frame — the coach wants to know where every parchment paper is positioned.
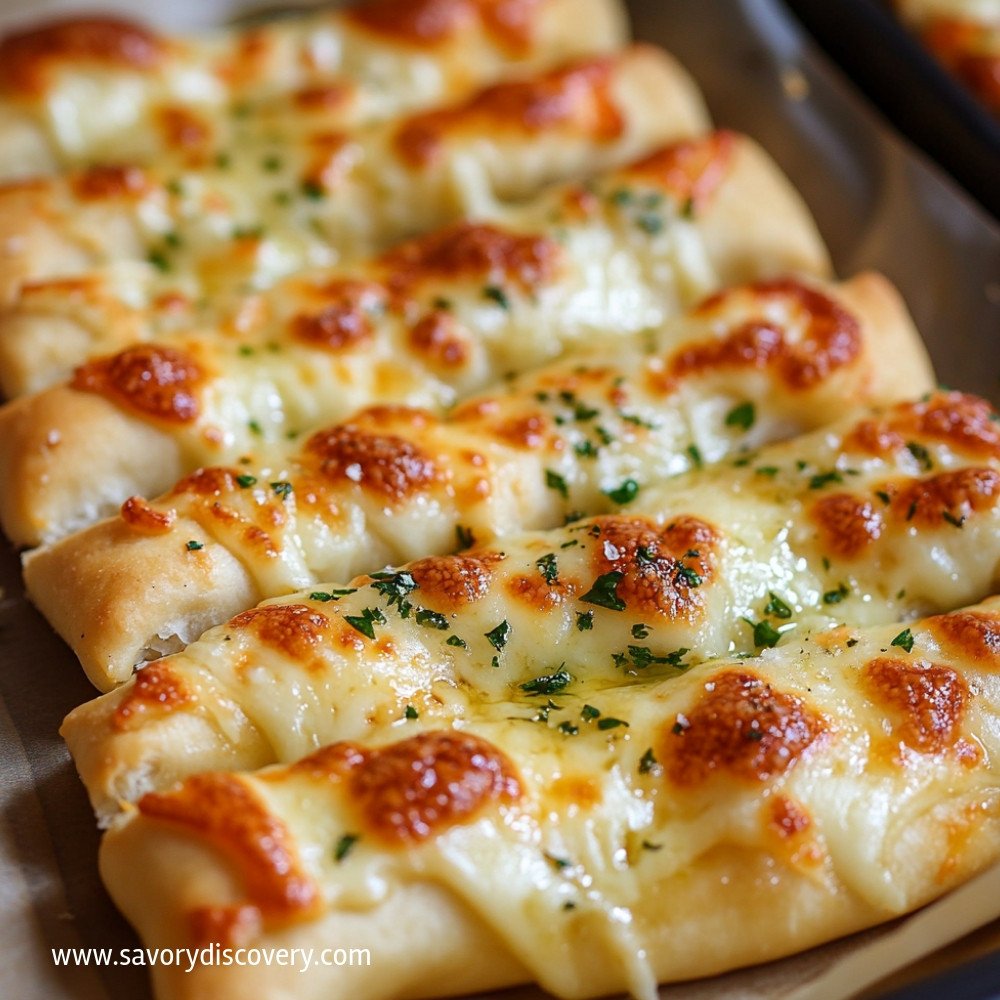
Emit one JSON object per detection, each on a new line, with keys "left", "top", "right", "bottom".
{"left": 0, "top": 1, "right": 998, "bottom": 998}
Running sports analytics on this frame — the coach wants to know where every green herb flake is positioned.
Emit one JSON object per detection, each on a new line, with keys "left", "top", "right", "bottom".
{"left": 185, "top": 540, "right": 204, "bottom": 551}
{"left": 344, "top": 607, "right": 386, "bottom": 640}
{"left": 676, "top": 564, "right": 702, "bottom": 587}
{"left": 597, "top": 717, "right": 629, "bottom": 731}
{"left": 446, "top": 634, "right": 468, "bottom": 648}
{"left": 823, "top": 583, "right": 850, "bottom": 605}
{"left": 890, "top": 628, "right": 915, "bottom": 653}
{"left": 942, "top": 510, "right": 966, "bottom": 528}
{"left": 756, "top": 466, "right": 780, "bottom": 477}
{"left": 638, "top": 747, "right": 659, "bottom": 774}
{"left": 746, "top": 618, "right": 783, "bottom": 649}
{"left": 764, "top": 592, "right": 792, "bottom": 619}
{"left": 520, "top": 669, "right": 572, "bottom": 696}
{"left": 455, "top": 524, "right": 474, "bottom": 549}
{"left": 636, "top": 212, "right": 663, "bottom": 235}
{"left": 147, "top": 249, "right": 171, "bottom": 273}
{"left": 604, "top": 478, "right": 640, "bottom": 505}
{"left": 415, "top": 608, "right": 449, "bottom": 630}
{"left": 483, "top": 284, "right": 510, "bottom": 310}
{"left": 309, "top": 588, "right": 357, "bottom": 602}
{"left": 334, "top": 833, "right": 359, "bottom": 863}
{"left": 404, "top": 705, "right": 419, "bottom": 720}
{"left": 300, "top": 178, "right": 326, "bottom": 200}
{"left": 581, "top": 704, "right": 601, "bottom": 721}
{"left": 642, "top": 840, "right": 663, "bottom": 851}
{"left": 809, "top": 470, "right": 844, "bottom": 490}
{"left": 875, "top": 490, "right": 892, "bottom": 506}
{"left": 485, "top": 619, "right": 512, "bottom": 651}
{"left": 574, "top": 439, "right": 599, "bottom": 458}
{"left": 576, "top": 610, "right": 594, "bottom": 631}
{"left": 544, "top": 852, "right": 571, "bottom": 871}
{"left": 580, "top": 571, "right": 626, "bottom": 611}
{"left": 261, "top": 154, "right": 283, "bottom": 173}
{"left": 236, "top": 473, "right": 257, "bottom": 488}
{"left": 545, "top": 469, "right": 569, "bottom": 499}
{"left": 631, "top": 623, "right": 649, "bottom": 639}
{"left": 557, "top": 721, "right": 579, "bottom": 736}
{"left": 248, "top": 419, "right": 263, "bottom": 436}
{"left": 270, "top": 481, "right": 293, "bottom": 499}
{"left": 536, "top": 553, "right": 559, "bottom": 585}
{"left": 906, "top": 441, "right": 933, "bottom": 471}
{"left": 686, "top": 443, "right": 703, "bottom": 469}
{"left": 724, "top": 401, "right": 756, "bottom": 431}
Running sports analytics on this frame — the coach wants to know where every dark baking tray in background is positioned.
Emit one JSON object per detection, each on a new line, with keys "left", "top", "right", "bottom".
{"left": 782, "top": 0, "right": 1000, "bottom": 220}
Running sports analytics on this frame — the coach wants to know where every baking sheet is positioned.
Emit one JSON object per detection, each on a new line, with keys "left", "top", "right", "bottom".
{"left": 0, "top": 1, "right": 998, "bottom": 998}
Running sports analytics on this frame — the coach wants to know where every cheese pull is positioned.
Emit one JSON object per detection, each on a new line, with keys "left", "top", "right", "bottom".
{"left": 0, "top": 45, "right": 707, "bottom": 304}
{"left": 0, "top": 0, "right": 628, "bottom": 179}
{"left": 24, "top": 273, "right": 932, "bottom": 686}
{"left": 61, "top": 390, "right": 1000, "bottom": 816}
{"left": 96, "top": 599, "right": 1000, "bottom": 1000}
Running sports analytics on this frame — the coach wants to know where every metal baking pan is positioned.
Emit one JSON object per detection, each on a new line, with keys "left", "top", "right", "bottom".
{"left": 782, "top": 0, "right": 1000, "bottom": 219}
{"left": 0, "top": 1, "right": 998, "bottom": 999}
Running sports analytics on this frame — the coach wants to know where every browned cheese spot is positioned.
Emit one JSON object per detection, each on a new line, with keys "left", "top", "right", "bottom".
{"left": 889, "top": 468, "right": 1000, "bottom": 528}
{"left": 228, "top": 604, "right": 331, "bottom": 662}
{"left": 303, "top": 423, "right": 438, "bottom": 503}
{"left": 379, "top": 221, "right": 561, "bottom": 300}
{"left": 293, "top": 730, "right": 521, "bottom": 842}
{"left": 119, "top": 495, "right": 175, "bottom": 534}
{"left": 71, "top": 344, "right": 203, "bottom": 423}
{"left": 846, "top": 393, "right": 1000, "bottom": 460}
{"left": 810, "top": 494, "right": 884, "bottom": 560}
{"left": 662, "top": 670, "right": 825, "bottom": 786}
{"left": 622, "top": 130, "right": 737, "bottom": 212}
{"left": 407, "top": 552, "right": 499, "bottom": 608}
{"left": 71, "top": 164, "right": 149, "bottom": 200}
{"left": 346, "top": 0, "right": 542, "bottom": 54}
{"left": 112, "top": 662, "right": 192, "bottom": 731}
{"left": 862, "top": 657, "right": 971, "bottom": 757}
{"left": 394, "top": 55, "right": 623, "bottom": 167}
{"left": 590, "top": 514, "right": 717, "bottom": 619}
{"left": 676, "top": 278, "right": 861, "bottom": 391}
{"left": 928, "top": 610, "right": 1000, "bottom": 670}
{"left": 0, "top": 16, "right": 163, "bottom": 94}
{"left": 290, "top": 280, "right": 387, "bottom": 352}
{"left": 139, "top": 774, "right": 318, "bottom": 935}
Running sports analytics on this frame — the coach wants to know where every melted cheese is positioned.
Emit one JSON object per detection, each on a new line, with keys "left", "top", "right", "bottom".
{"left": 59, "top": 393, "right": 1000, "bottom": 807}
{"left": 0, "top": 130, "right": 805, "bottom": 399}
{"left": 22, "top": 274, "right": 932, "bottom": 681}
{"left": 0, "top": 0, "right": 627, "bottom": 179}
{"left": 0, "top": 46, "right": 706, "bottom": 303}
{"left": 96, "top": 601, "right": 1000, "bottom": 999}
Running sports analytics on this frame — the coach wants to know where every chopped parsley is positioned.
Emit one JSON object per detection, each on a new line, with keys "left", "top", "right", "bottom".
{"left": 520, "top": 669, "right": 572, "bottom": 695}
{"left": 574, "top": 440, "right": 599, "bottom": 459}
{"left": 597, "top": 717, "right": 629, "bottom": 730}
{"left": 764, "top": 592, "right": 792, "bottom": 619}
{"left": 579, "top": 571, "right": 625, "bottom": 611}
{"left": 906, "top": 441, "right": 933, "bottom": 471}
{"left": 557, "top": 721, "right": 579, "bottom": 736}
{"left": 808, "top": 470, "right": 844, "bottom": 490}
{"left": 686, "top": 443, "right": 703, "bottom": 469}
{"left": 636, "top": 212, "right": 663, "bottom": 235}
{"left": 604, "top": 479, "right": 640, "bottom": 505}
{"left": 455, "top": 524, "right": 474, "bottom": 549}
{"left": 545, "top": 469, "right": 569, "bottom": 499}
{"left": 185, "top": 540, "right": 204, "bottom": 551}
{"left": 581, "top": 705, "right": 601, "bottom": 721}
{"left": 270, "top": 481, "right": 293, "bottom": 499}
{"left": 675, "top": 564, "right": 703, "bottom": 587}
{"left": 576, "top": 610, "right": 594, "bottom": 631}
{"left": 745, "top": 617, "right": 783, "bottom": 649}
{"left": 875, "top": 490, "right": 892, "bottom": 506}
{"left": 344, "top": 607, "right": 386, "bottom": 640}
{"left": 309, "top": 588, "right": 357, "bottom": 602}
{"left": 724, "top": 401, "right": 756, "bottom": 431}
{"left": 890, "top": 628, "right": 915, "bottom": 653}
{"left": 404, "top": 705, "right": 419, "bottom": 720}
{"left": 446, "top": 635, "right": 468, "bottom": 648}
{"left": 370, "top": 571, "right": 419, "bottom": 615}
{"left": 415, "top": 608, "right": 449, "bottom": 630}
{"left": 536, "top": 553, "right": 559, "bottom": 584}
{"left": 823, "top": 583, "right": 849, "bottom": 604}
{"left": 485, "top": 619, "right": 512, "bottom": 651}
{"left": 631, "top": 623, "right": 649, "bottom": 639}
{"left": 334, "top": 833, "right": 359, "bottom": 863}
{"left": 482, "top": 284, "right": 510, "bottom": 310}
{"left": 942, "top": 510, "right": 965, "bottom": 528}
{"left": 147, "top": 249, "right": 171, "bottom": 273}
{"left": 300, "top": 178, "right": 326, "bottom": 200}
{"left": 248, "top": 419, "right": 263, "bottom": 436}
{"left": 638, "top": 748, "right": 660, "bottom": 774}
{"left": 235, "top": 473, "right": 257, "bottom": 488}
